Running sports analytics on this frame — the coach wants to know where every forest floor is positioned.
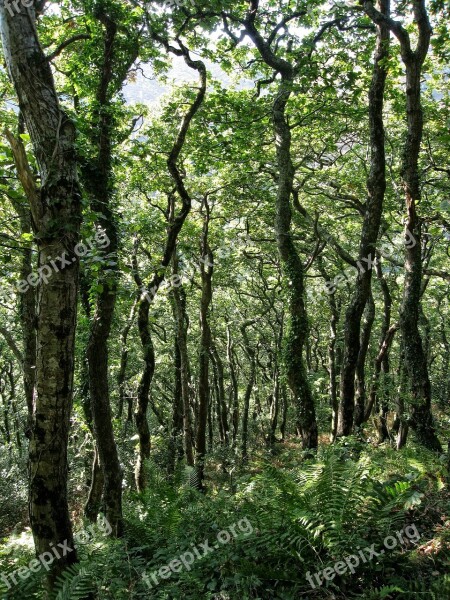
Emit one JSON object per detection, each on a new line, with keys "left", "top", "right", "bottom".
{"left": 1, "top": 432, "right": 450, "bottom": 599}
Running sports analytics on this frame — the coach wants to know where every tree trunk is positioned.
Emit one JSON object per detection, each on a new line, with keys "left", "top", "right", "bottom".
{"left": 172, "top": 252, "right": 194, "bottom": 466}
{"left": 117, "top": 298, "right": 138, "bottom": 420}
{"left": 195, "top": 199, "right": 213, "bottom": 490}
{"left": 0, "top": 3, "right": 82, "bottom": 585}
{"left": 354, "top": 292, "right": 376, "bottom": 426}
{"left": 368, "top": 256, "right": 395, "bottom": 440}
{"left": 83, "top": 8, "right": 135, "bottom": 533}
{"left": 280, "top": 383, "right": 288, "bottom": 442}
{"left": 364, "top": 0, "right": 441, "bottom": 454}
{"left": 317, "top": 258, "right": 341, "bottom": 441}
{"left": 337, "top": 0, "right": 390, "bottom": 436}
{"left": 168, "top": 293, "right": 185, "bottom": 475}
{"left": 211, "top": 343, "right": 229, "bottom": 445}
{"left": 241, "top": 321, "right": 256, "bottom": 463}
{"left": 273, "top": 75, "right": 318, "bottom": 450}
{"left": 133, "top": 49, "right": 206, "bottom": 489}
{"left": 227, "top": 326, "right": 239, "bottom": 445}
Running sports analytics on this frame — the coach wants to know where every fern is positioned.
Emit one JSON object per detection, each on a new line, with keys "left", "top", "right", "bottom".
{"left": 54, "top": 565, "right": 94, "bottom": 600}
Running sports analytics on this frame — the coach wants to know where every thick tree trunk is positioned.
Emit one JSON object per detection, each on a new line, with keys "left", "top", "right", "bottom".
{"left": 0, "top": 3, "right": 82, "bottom": 585}
{"left": 337, "top": 0, "right": 390, "bottom": 436}
{"left": 397, "top": 13, "right": 440, "bottom": 451}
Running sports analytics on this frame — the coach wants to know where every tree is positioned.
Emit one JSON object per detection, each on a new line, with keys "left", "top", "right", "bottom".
{"left": 0, "top": 0, "right": 81, "bottom": 586}
{"left": 363, "top": 0, "right": 442, "bottom": 451}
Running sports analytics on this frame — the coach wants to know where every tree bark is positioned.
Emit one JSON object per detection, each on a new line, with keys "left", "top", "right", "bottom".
{"left": 271, "top": 76, "right": 318, "bottom": 449}
{"left": 117, "top": 298, "right": 138, "bottom": 420}
{"left": 364, "top": 0, "right": 441, "bottom": 451}
{"left": 172, "top": 251, "right": 194, "bottom": 466}
{"left": 354, "top": 292, "right": 376, "bottom": 426}
{"left": 168, "top": 291, "right": 185, "bottom": 475}
{"left": 226, "top": 326, "right": 239, "bottom": 446}
{"left": 0, "top": 2, "right": 81, "bottom": 585}
{"left": 337, "top": 0, "right": 390, "bottom": 436}
{"left": 317, "top": 258, "right": 340, "bottom": 441}
{"left": 195, "top": 198, "right": 213, "bottom": 490}
{"left": 211, "top": 343, "right": 229, "bottom": 446}
{"left": 241, "top": 324, "right": 256, "bottom": 463}
{"left": 84, "top": 10, "right": 124, "bottom": 534}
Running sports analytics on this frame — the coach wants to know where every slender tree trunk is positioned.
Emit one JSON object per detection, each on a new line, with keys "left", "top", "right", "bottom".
{"left": 354, "top": 292, "right": 376, "bottom": 426}
{"left": 273, "top": 75, "right": 318, "bottom": 449}
{"left": 367, "top": 257, "right": 395, "bottom": 440}
{"left": 268, "top": 316, "right": 283, "bottom": 446}
{"left": 195, "top": 199, "right": 213, "bottom": 490}
{"left": 212, "top": 358, "right": 225, "bottom": 443}
{"left": 6, "top": 365, "right": 21, "bottom": 453}
{"left": 172, "top": 252, "right": 194, "bottom": 466}
{"left": 227, "top": 326, "right": 239, "bottom": 445}
{"left": 241, "top": 321, "right": 256, "bottom": 462}
{"left": 133, "top": 50, "right": 206, "bottom": 489}
{"left": 280, "top": 383, "right": 288, "bottom": 442}
{"left": 211, "top": 343, "right": 229, "bottom": 445}
{"left": 168, "top": 293, "right": 185, "bottom": 475}
{"left": 317, "top": 259, "right": 341, "bottom": 441}
{"left": 364, "top": 0, "right": 441, "bottom": 454}
{"left": 268, "top": 361, "right": 280, "bottom": 447}
{"left": 83, "top": 9, "right": 134, "bottom": 533}
{"left": 6, "top": 140, "right": 37, "bottom": 435}
{"left": 337, "top": 0, "right": 390, "bottom": 436}
{"left": 133, "top": 292, "right": 154, "bottom": 492}
{"left": 117, "top": 298, "right": 138, "bottom": 420}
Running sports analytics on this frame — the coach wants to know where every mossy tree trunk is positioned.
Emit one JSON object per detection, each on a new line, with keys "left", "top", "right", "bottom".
{"left": 0, "top": 3, "right": 82, "bottom": 586}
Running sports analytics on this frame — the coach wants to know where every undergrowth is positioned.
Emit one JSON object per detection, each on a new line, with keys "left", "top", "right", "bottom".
{"left": 1, "top": 442, "right": 449, "bottom": 599}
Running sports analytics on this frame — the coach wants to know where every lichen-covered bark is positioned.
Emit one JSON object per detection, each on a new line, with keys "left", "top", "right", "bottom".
{"left": 0, "top": 2, "right": 81, "bottom": 586}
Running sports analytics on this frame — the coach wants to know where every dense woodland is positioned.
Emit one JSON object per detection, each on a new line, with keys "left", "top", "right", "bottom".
{"left": 0, "top": 0, "right": 449, "bottom": 598}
